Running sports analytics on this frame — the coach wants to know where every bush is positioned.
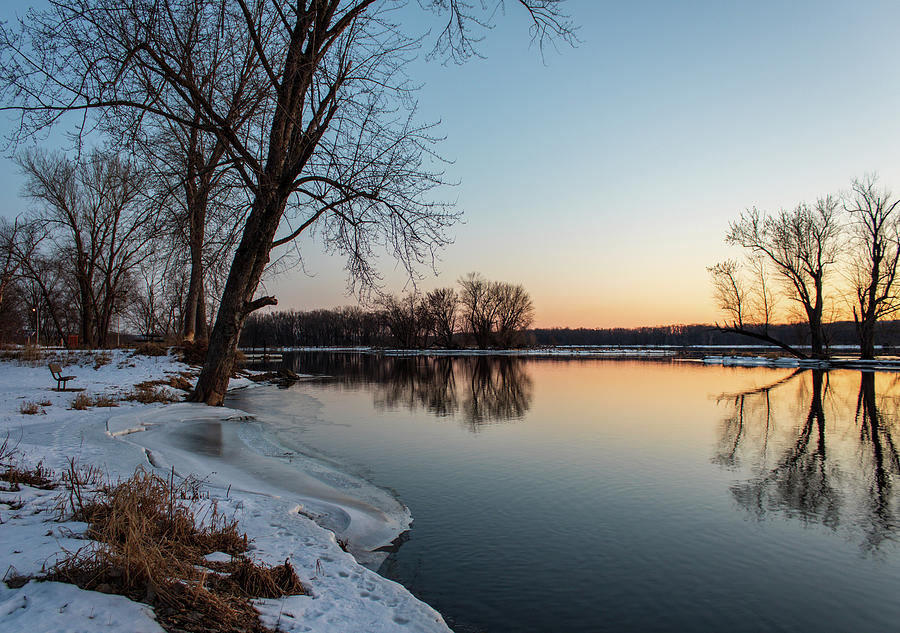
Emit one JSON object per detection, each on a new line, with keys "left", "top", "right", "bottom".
{"left": 133, "top": 342, "right": 169, "bottom": 357}
{"left": 70, "top": 393, "right": 92, "bottom": 410}
{"left": 19, "top": 401, "right": 42, "bottom": 415}
{"left": 178, "top": 339, "right": 208, "bottom": 365}
{"left": 124, "top": 382, "right": 180, "bottom": 404}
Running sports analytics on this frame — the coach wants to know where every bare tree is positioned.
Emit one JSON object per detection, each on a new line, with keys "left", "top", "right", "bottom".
{"left": 19, "top": 149, "right": 155, "bottom": 347}
{"left": 458, "top": 273, "right": 534, "bottom": 348}
{"left": 725, "top": 199, "right": 842, "bottom": 359}
{"left": 1, "top": 0, "right": 573, "bottom": 403}
{"left": 380, "top": 292, "right": 429, "bottom": 349}
{"left": 459, "top": 272, "right": 497, "bottom": 348}
{"left": 708, "top": 258, "right": 805, "bottom": 357}
{"left": 425, "top": 286, "right": 459, "bottom": 348}
{"left": 10, "top": 223, "right": 79, "bottom": 346}
{"left": 492, "top": 281, "right": 534, "bottom": 348}
{"left": 845, "top": 176, "right": 900, "bottom": 359}
{"left": 0, "top": 219, "right": 27, "bottom": 316}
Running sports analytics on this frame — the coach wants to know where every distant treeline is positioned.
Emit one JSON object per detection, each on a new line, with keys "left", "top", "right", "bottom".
{"left": 533, "top": 321, "right": 900, "bottom": 348}
{"left": 241, "top": 273, "right": 535, "bottom": 349}
{"left": 242, "top": 310, "right": 900, "bottom": 350}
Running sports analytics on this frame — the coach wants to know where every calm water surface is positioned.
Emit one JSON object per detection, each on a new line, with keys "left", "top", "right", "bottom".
{"left": 230, "top": 353, "right": 900, "bottom": 633}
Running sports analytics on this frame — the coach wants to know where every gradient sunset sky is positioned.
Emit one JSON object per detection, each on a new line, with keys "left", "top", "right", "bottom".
{"left": 2, "top": 1, "right": 900, "bottom": 328}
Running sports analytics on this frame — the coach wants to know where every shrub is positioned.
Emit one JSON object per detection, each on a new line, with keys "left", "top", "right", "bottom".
{"left": 178, "top": 339, "right": 208, "bottom": 366}
{"left": 93, "top": 395, "right": 119, "bottom": 407}
{"left": 70, "top": 393, "right": 93, "bottom": 410}
{"left": 124, "top": 383, "right": 180, "bottom": 404}
{"left": 133, "top": 342, "right": 169, "bottom": 357}
{"left": 19, "top": 401, "right": 42, "bottom": 415}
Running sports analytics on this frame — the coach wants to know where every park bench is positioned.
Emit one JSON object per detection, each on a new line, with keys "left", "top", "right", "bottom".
{"left": 49, "top": 363, "right": 76, "bottom": 391}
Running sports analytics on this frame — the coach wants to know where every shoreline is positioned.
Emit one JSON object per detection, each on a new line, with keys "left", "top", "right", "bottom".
{"left": 0, "top": 349, "right": 451, "bottom": 633}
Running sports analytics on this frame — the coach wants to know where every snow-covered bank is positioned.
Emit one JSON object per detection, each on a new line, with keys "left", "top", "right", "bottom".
{"left": 244, "top": 345, "right": 677, "bottom": 358}
{"left": 703, "top": 355, "right": 900, "bottom": 370}
{"left": 0, "top": 350, "right": 450, "bottom": 633}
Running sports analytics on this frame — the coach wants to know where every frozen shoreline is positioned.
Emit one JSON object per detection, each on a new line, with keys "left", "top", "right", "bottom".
{"left": 0, "top": 350, "right": 450, "bottom": 633}
{"left": 702, "top": 355, "right": 900, "bottom": 370}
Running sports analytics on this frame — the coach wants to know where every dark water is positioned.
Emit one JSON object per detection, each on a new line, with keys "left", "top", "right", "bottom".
{"left": 231, "top": 353, "right": 900, "bottom": 633}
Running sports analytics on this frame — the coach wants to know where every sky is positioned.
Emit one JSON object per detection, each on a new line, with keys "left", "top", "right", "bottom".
{"left": 2, "top": 0, "right": 900, "bottom": 328}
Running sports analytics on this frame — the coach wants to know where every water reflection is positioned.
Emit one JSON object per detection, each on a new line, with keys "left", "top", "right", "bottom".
{"left": 714, "top": 369, "right": 900, "bottom": 549}
{"left": 281, "top": 352, "right": 534, "bottom": 429}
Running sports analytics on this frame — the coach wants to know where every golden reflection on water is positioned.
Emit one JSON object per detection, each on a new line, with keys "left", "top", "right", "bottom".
{"left": 283, "top": 353, "right": 900, "bottom": 548}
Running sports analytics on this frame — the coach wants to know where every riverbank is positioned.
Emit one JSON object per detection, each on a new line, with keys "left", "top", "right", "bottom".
{"left": 0, "top": 349, "right": 450, "bottom": 632}
{"left": 701, "top": 355, "right": 900, "bottom": 370}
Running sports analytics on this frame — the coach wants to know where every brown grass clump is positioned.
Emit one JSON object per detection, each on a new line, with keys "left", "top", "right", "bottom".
{"left": 167, "top": 374, "right": 195, "bottom": 392}
{"left": 1, "top": 459, "right": 55, "bottom": 490}
{"left": 19, "top": 401, "right": 43, "bottom": 415}
{"left": 133, "top": 342, "right": 169, "bottom": 357}
{"left": 225, "top": 558, "right": 305, "bottom": 598}
{"left": 93, "top": 353, "right": 112, "bottom": 369}
{"left": 51, "top": 467, "right": 305, "bottom": 633}
{"left": 92, "top": 395, "right": 119, "bottom": 407}
{"left": 70, "top": 393, "right": 119, "bottom": 409}
{"left": 178, "top": 340, "right": 208, "bottom": 366}
{"left": 70, "top": 393, "right": 92, "bottom": 410}
{"left": 124, "top": 382, "right": 181, "bottom": 404}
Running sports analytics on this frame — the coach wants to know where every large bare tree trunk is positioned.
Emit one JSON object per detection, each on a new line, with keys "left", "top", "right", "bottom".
{"left": 182, "top": 244, "right": 204, "bottom": 342}
{"left": 856, "top": 317, "right": 877, "bottom": 360}
{"left": 808, "top": 288, "right": 826, "bottom": 359}
{"left": 182, "top": 167, "right": 209, "bottom": 343}
{"left": 196, "top": 281, "right": 209, "bottom": 340}
{"left": 189, "top": 191, "right": 281, "bottom": 405}
{"left": 77, "top": 279, "right": 96, "bottom": 348}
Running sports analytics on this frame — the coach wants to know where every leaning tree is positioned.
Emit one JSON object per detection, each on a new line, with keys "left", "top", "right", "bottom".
{"left": 720, "top": 198, "right": 842, "bottom": 359}
{"left": 1, "top": 0, "right": 574, "bottom": 404}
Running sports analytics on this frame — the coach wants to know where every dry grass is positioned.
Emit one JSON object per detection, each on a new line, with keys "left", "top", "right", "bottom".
{"left": 1, "top": 459, "right": 55, "bottom": 490}
{"left": 0, "top": 435, "right": 13, "bottom": 462}
{"left": 168, "top": 374, "right": 195, "bottom": 392}
{"left": 133, "top": 342, "right": 169, "bottom": 357}
{"left": 93, "top": 353, "right": 112, "bottom": 369}
{"left": 179, "top": 340, "right": 209, "bottom": 366}
{"left": 124, "top": 382, "right": 181, "bottom": 404}
{"left": 93, "top": 395, "right": 119, "bottom": 407}
{"left": 19, "top": 401, "right": 43, "bottom": 415}
{"left": 51, "top": 467, "right": 305, "bottom": 633}
{"left": 70, "top": 393, "right": 92, "bottom": 410}
{"left": 70, "top": 393, "right": 119, "bottom": 409}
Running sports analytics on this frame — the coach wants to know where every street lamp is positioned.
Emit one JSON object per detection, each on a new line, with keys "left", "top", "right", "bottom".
{"left": 32, "top": 304, "right": 40, "bottom": 348}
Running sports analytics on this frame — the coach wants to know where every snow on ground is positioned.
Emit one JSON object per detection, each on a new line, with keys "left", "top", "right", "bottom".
{"left": 245, "top": 345, "right": 677, "bottom": 357}
{"left": 0, "top": 349, "right": 451, "bottom": 633}
{"left": 702, "top": 355, "right": 900, "bottom": 370}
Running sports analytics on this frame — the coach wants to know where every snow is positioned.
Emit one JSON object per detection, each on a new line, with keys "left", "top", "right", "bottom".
{"left": 702, "top": 355, "right": 900, "bottom": 370}
{"left": 0, "top": 349, "right": 451, "bottom": 633}
{"left": 254, "top": 345, "right": 678, "bottom": 357}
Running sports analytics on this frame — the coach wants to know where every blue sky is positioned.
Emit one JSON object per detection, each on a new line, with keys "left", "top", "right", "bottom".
{"left": 3, "top": 1, "right": 900, "bottom": 327}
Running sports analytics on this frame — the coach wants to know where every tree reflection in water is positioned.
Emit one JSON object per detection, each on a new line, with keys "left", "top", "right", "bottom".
{"left": 714, "top": 369, "right": 900, "bottom": 549}
{"left": 281, "top": 352, "right": 533, "bottom": 430}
